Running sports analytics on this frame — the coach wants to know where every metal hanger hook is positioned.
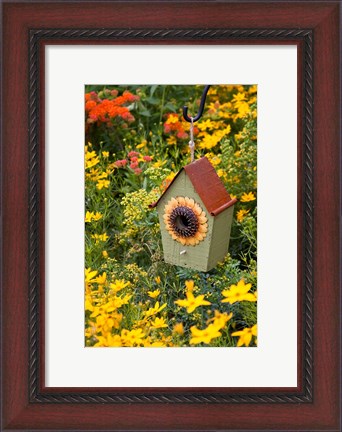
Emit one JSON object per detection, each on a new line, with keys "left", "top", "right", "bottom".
{"left": 183, "top": 85, "right": 211, "bottom": 123}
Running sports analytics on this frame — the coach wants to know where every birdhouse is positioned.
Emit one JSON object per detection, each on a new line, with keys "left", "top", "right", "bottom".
{"left": 150, "top": 157, "right": 237, "bottom": 272}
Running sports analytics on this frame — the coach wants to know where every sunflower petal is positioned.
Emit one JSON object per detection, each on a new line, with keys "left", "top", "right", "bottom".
{"left": 198, "top": 224, "right": 208, "bottom": 233}
{"left": 177, "top": 196, "right": 186, "bottom": 206}
{"left": 187, "top": 238, "right": 197, "bottom": 246}
{"left": 193, "top": 204, "right": 203, "bottom": 216}
{"left": 184, "top": 197, "right": 194, "bottom": 208}
{"left": 198, "top": 214, "right": 207, "bottom": 224}
{"left": 194, "top": 232, "right": 204, "bottom": 241}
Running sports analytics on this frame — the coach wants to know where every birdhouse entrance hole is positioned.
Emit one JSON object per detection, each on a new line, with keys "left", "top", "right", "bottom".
{"left": 175, "top": 214, "right": 189, "bottom": 231}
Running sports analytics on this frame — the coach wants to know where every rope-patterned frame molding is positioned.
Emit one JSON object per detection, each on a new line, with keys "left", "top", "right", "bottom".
{"left": 29, "top": 28, "right": 313, "bottom": 404}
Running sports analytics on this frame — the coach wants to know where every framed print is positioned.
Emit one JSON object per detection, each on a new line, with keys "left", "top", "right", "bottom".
{"left": 1, "top": 1, "right": 340, "bottom": 431}
{"left": 47, "top": 47, "right": 296, "bottom": 389}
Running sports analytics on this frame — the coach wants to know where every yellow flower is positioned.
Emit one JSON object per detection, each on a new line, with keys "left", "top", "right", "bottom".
{"left": 94, "top": 334, "right": 122, "bottom": 347}
{"left": 85, "top": 211, "right": 102, "bottom": 222}
{"left": 175, "top": 291, "right": 211, "bottom": 313}
{"left": 102, "top": 151, "right": 109, "bottom": 158}
{"left": 94, "top": 272, "right": 106, "bottom": 285}
{"left": 85, "top": 320, "right": 97, "bottom": 338}
{"left": 111, "top": 311, "right": 123, "bottom": 329}
{"left": 96, "top": 179, "right": 110, "bottom": 190}
{"left": 153, "top": 159, "right": 167, "bottom": 168}
{"left": 198, "top": 125, "right": 231, "bottom": 150}
{"left": 85, "top": 297, "right": 94, "bottom": 312}
{"left": 136, "top": 140, "right": 147, "bottom": 149}
{"left": 90, "top": 294, "right": 132, "bottom": 318}
{"left": 167, "top": 136, "right": 177, "bottom": 145}
{"left": 232, "top": 325, "right": 257, "bottom": 347}
{"left": 232, "top": 92, "right": 246, "bottom": 104}
{"left": 185, "top": 280, "right": 195, "bottom": 292}
{"left": 237, "top": 209, "right": 250, "bottom": 222}
{"left": 85, "top": 268, "right": 98, "bottom": 283}
{"left": 151, "top": 341, "right": 166, "bottom": 347}
{"left": 121, "top": 329, "right": 145, "bottom": 346}
{"left": 190, "top": 324, "right": 222, "bottom": 345}
{"left": 211, "top": 156, "right": 221, "bottom": 166}
{"left": 204, "top": 153, "right": 221, "bottom": 166}
{"left": 148, "top": 289, "right": 160, "bottom": 299}
{"left": 240, "top": 192, "right": 256, "bottom": 202}
{"left": 236, "top": 102, "right": 250, "bottom": 118}
{"left": 85, "top": 151, "right": 100, "bottom": 169}
{"left": 144, "top": 301, "right": 167, "bottom": 318}
{"left": 197, "top": 119, "right": 215, "bottom": 131}
{"left": 93, "top": 212, "right": 102, "bottom": 221}
{"left": 154, "top": 276, "right": 161, "bottom": 284}
{"left": 85, "top": 159, "right": 100, "bottom": 169}
{"left": 89, "top": 305, "right": 109, "bottom": 318}
{"left": 85, "top": 211, "right": 93, "bottom": 223}
{"left": 102, "top": 250, "right": 108, "bottom": 258}
{"left": 217, "top": 169, "right": 226, "bottom": 178}
{"left": 112, "top": 294, "right": 132, "bottom": 309}
{"left": 151, "top": 317, "right": 168, "bottom": 329}
{"left": 221, "top": 279, "right": 257, "bottom": 304}
{"left": 143, "top": 338, "right": 166, "bottom": 347}
{"left": 85, "top": 150, "right": 97, "bottom": 160}
{"left": 235, "top": 132, "right": 244, "bottom": 141}
{"left": 91, "top": 233, "right": 109, "bottom": 243}
{"left": 209, "top": 310, "right": 233, "bottom": 330}
{"left": 165, "top": 114, "right": 179, "bottom": 124}
{"left": 95, "top": 314, "right": 118, "bottom": 334}
{"left": 160, "top": 171, "right": 176, "bottom": 192}
{"left": 173, "top": 322, "right": 184, "bottom": 335}
{"left": 93, "top": 312, "right": 122, "bottom": 332}
{"left": 110, "top": 279, "right": 130, "bottom": 293}
{"left": 85, "top": 168, "right": 100, "bottom": 181}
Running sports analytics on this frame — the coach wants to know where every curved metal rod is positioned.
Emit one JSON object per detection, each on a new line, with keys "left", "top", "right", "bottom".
{"left": 183, "top": 85, "right": 211, "bottom": 123}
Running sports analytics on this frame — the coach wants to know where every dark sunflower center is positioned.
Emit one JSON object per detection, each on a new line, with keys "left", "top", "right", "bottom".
{"left": 169, "top": 206, "right": 199, "bottom": 238}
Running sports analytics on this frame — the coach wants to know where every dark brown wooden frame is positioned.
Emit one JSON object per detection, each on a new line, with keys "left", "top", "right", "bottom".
{"left": 1, "top": 1, "right": 340, "bottom": 431}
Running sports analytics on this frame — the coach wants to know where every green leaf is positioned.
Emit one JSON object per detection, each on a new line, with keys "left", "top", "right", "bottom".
{"left": 139, "top": 110, "right": 151, "bottom": 117}
{"left": 146, "top": 97, "right": 160, "bottom": 105}
{"left": 164, "top": 102, "right": 177, "bottom": 112}
{"left": 150, "top": 85, "right": 158, "bottom": 97}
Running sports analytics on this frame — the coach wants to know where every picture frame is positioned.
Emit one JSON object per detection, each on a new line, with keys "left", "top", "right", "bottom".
{"left": 1, "top": 1, "right": 340, "bottom": 431}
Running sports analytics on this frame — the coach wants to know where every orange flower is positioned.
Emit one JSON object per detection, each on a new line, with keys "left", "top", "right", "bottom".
{"left": 164, "top": 113, "right": 188, "bottom": 139}
{"left": 85, "top": 90, "right": 139, "bottom": 125}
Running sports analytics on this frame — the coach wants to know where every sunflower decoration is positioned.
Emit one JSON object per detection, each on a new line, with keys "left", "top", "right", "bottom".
{"left": 163, "top": 196, "right": 208, "bottom": 246}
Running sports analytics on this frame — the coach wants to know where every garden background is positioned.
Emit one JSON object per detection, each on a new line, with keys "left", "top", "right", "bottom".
{"left": 85, "top": 84, "right": 257, "bottom": 347}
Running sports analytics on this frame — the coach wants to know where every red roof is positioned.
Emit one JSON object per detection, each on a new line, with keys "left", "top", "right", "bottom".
{"left": 150, "top": 157, "right": 237, "bottom": 216}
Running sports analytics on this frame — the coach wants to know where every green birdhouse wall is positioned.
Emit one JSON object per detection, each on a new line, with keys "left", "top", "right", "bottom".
{"left": 150, "top": 157, "right": 237, "bottom": 272}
